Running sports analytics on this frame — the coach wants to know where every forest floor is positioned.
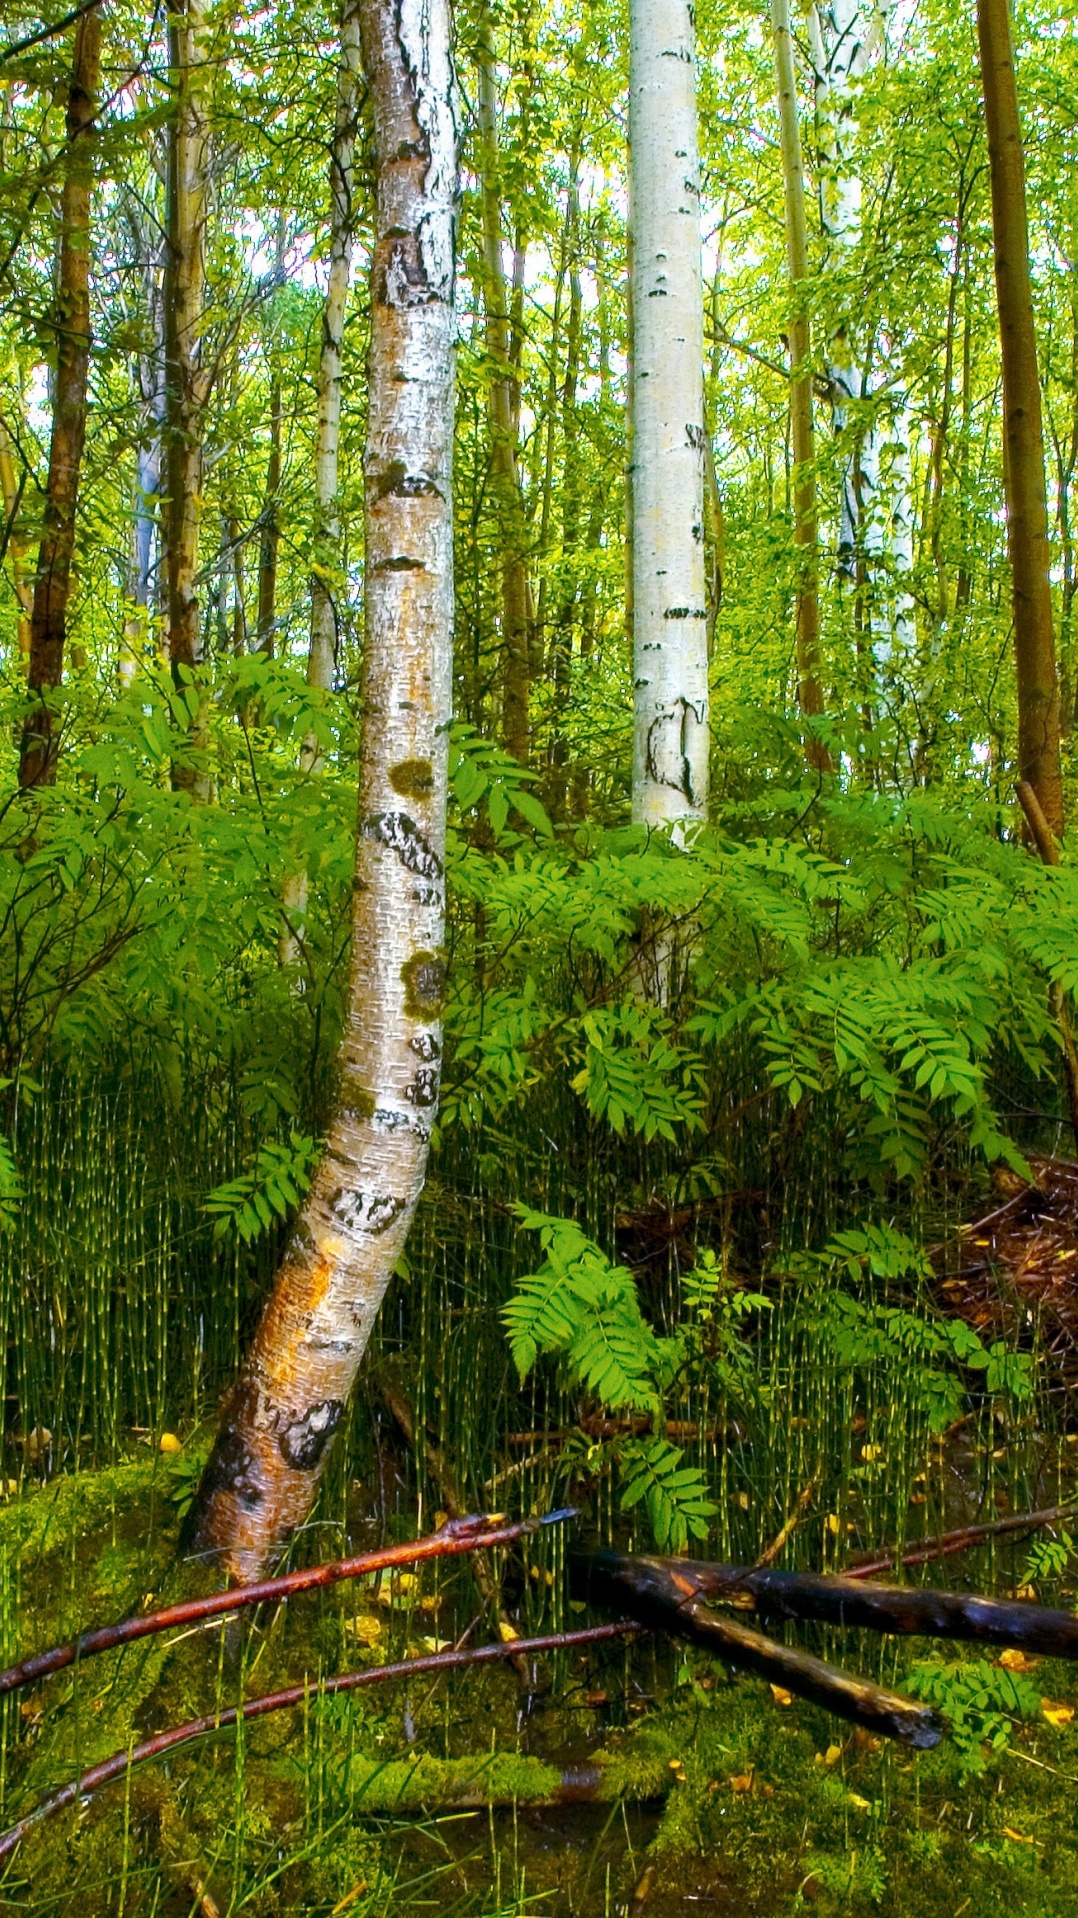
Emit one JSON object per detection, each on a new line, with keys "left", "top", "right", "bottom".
{"left": 0, "top": 1449, "right": 1077, "bottom": 1916}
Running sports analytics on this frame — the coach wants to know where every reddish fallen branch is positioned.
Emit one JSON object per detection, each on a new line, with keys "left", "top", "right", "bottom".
{"left": 0, "top": 1510, "right": 573, "bottom": 1698}
{"left": 0, "top": 1620, "right": 634, "bottom": 1867}
{"left": 847, "top": 1501, "right": 1078, "bottom": 1580}
{"left": 584, "top": 1549, "right": 1078, "bottom": 1660}
{"left": 572, "top": 1553, "right": 941, "bottom": 1747}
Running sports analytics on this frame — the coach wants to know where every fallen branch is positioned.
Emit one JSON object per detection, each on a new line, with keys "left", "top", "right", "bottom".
{"left": 572, "top": 1553, "right": 941, "bottom": 1747}
{"left": 0, "top": 1509, "right": 573, "bottom": 1698}
{"left": 0, "top": 1620, "right": 635, "bottom": 1866}
{"left": 847, "top": 1501, "right": 1078, "bottom": 1579}
{"left": 576, "top": 1547, "right": 1078, "bottom": 1661}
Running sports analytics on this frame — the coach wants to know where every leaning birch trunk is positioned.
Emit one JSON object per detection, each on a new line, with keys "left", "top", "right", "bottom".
{"left": 19, "top": 7, "right": 101, "bottom": 790}
{"left": 280, "top": 0, "right": 362, "bottom": 971}
{"left": 628, "top": 0, "right": 708, "bottom": 829}
{"left": 188, "top": 0, "right": 457, "bottom": 1582}
{"left": 164, "top": 0, "right": 211, "bottom": 800}
{"left": 976, "top": 0, "right": 1063, "bottom": 837}
{"left": 771, "top": 0, "right": 829, "bottom": 770}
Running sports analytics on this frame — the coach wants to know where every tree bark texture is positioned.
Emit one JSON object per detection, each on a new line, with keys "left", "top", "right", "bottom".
{"left": 0, "top": 407, "right": 32, "bottom": 665}
{"left": 477, "top": 1, "right": 532, "bottom": 766}
{"left": 164, "top": 0, "right": 212, "bottom": 798}
{"left": 629, "top": 0, "right": 709, "bottom": 828}
{"left": 771, "top": 0, "right": 828, "bottom": 767}
{"left": 976, "top": 0, "right": 1063, "bottom": 835}
{"left": 188, "top": 0, "right": 457, "bottom": 1582}
{"left": 18, "top": 6, "right": 101, "bottom": 789}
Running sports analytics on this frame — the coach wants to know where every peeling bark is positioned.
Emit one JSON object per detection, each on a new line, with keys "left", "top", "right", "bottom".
{"left": 188, "top": 0, "right": 457, "bottom": 1581}
{"left": 629, "top": 0, "right": 709, "bottom": 829}
{"left": 18, "top": 6, "right": 101, "bottom": 789}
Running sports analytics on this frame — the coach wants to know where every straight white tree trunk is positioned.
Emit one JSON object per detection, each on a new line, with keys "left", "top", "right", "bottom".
{"left": 629, "top": 0, "right": 709, "bottom": 829}
{"left": 189, "top": 0, "right": 458, "bottom": 1582}
{"left": 281, "top": 0, "right": 363, "bottom": 971}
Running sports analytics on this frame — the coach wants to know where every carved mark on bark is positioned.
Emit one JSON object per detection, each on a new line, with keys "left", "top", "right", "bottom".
{"left": 645, "top": 696, "right": 707, "bottom": 804}
{"left": 278, "top": 1398, "right": 344, "bottom": 1470}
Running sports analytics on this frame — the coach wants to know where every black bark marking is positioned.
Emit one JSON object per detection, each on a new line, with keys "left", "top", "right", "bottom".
{"left": 645, "top": 697, "right": 706, "bottom": 804}
{"left": 326, "top": 1187, "right": 406, "bottom": 1235}
{"left": 410, "top": 1030, "right": 441, "bottom": 1061}
{"left": 361, "top": 812, "right": 442, "bottom": 885}
{"left": 380, "top": 233, "right": 434, "bottom": 307}
{"left": 278, "top": 1399, "right": 344, "bottom": 1471}
{"left": 401, "top": 949, "right": 446, "bottom": 1017}
{"left": 405, "top": 1063, "right": 440, "bottom": 1107}
{"left": 374, "top": 554, "right": 424, "bottom": 571}
{"left": 663, "top": 607, "right": 707, "bottom": 619}
{"left": 375, "top": 461, "right": 441, "bottom": 500}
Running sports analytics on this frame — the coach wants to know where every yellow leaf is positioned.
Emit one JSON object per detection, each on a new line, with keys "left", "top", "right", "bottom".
{"left": 158, "top": 1431, "right": 182, "bottom": 1454}
{"left": 824, "top": 1744, "right": 842, "bottom": 1767}
{"left": 497, "top": 1620, "right": 520, "bottom": 1642}
{"left": 848, "top": 1793, "right": 872, "bottom": 1811}
{"left": 860, "top": 1444, "right": 884, "bottom": 1463}
{"left": 729, "top": 1771, "right": 754, "bottom": 1793}
{"left": 345, "top": 1613, "right": 383, "bottom": 1645}
{"left": 1003, "top": 1827, "right": 1034, "bottom": 1845}
{"left": 1042, "top": 1701, "right": 1075, "bottom": 1730}
{"left": 770, "top": 1685, "right": 793, "bottom": 1707}
{"left": 825, "top": 1513, "right": 840, "bottom": 1536}
{"left": 395, "top": 1572, "right": 418, "bottom": 1595}
{"left": 999, "top": 1648, "right": 1040, "bottom": 1674}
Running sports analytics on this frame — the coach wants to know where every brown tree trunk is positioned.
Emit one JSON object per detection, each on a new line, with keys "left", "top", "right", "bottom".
{"left": 186, "top": 0, "right": 458, "bottom": 1581}
{"left": 164, "top": 0, "right": 212, "bottom": 800}
{"left": 977, "top": 0, "right": 1063, "bottom": 836}
{"left": 476, "top": 0, "right": 532, "bottom": 765}
{"left": 771, "top": 0, "right": 829, "bottom": 771}
{"left": 18, "top": 7, "right": 101, "bottom": 789}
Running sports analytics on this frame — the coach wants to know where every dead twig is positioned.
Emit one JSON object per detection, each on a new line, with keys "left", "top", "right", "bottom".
{"left": 846, "top": 1500, "right": 1078, "bottom": 1579}
{"left": 0, "top": 1509, "right": 574, "bottom": 1698}
{"left": 0, "top": 1621, "right": 635, "bottom": 1866}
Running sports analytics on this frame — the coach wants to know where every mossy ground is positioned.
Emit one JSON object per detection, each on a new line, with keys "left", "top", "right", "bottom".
{"left": 0, "top": 1463, "right": 1076, "bottom": 1915}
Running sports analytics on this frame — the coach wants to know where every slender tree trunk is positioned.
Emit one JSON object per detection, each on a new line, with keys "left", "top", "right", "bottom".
{"left": 476, "top": 0, "right": 532, "bottom": 765}
{"left": 280, "top": 0, "right": 362, "bottom": 971}
{"left": 121, "top": 230, "right": 165, "bottom": 689}
{"left": 187, "top": 0, "right": 458, "bottom": 1581}
{"left": 771, "top": 0, "right": 829, "bottom": 771}
{"left": 19, "top": 6, "right": 101, "bottom": 790}
{"left": 976, "top": 0, "right": 1062, "bottom": 835}
{"left": 0, "top": 408, "right": 32, "bottom": 665}
{"left": 164, "top": 0, "right": 212, "bottom": 800}
{"left": 256, "top": 216, "right": 288, "bottom": 663}
{"left": 629, "top": 0, "right": 709, "bottom": 828}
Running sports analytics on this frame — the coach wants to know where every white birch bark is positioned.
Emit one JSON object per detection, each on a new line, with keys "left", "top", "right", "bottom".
{"left": 189, "top": 0, "right": 457, "bottom": 1582}
{"left": 281, "top": 0, "right": 363, "bottom": 970}
{"left": 629, "top": 0, "right": 709, "bottom": 828}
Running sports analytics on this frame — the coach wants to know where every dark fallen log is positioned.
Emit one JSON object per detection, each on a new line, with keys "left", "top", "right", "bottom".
{"left": 572, "top": 1553, "right": 941, "bottom": 1747}
{"left": 0, "top": 1620, "right": 636, "bottom": 1866}
{"left": 574, "top": 1547, "right": 1078, "bottom": 1662}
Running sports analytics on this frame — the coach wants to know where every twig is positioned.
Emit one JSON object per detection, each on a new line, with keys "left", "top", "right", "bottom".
{"left": 846, "top": 1501, "right": 1078, "bottom": 1579}
{"left": 754, "top": 1475, "right": 817, "bottom": 1569}
{"left": 572, "top": 1553, "right": 940, "bottom": 1746}
{"left": 0, "top": 1510, "right": 575, "bottom": 1698}
{"left": 0, "top": 1622, "right": 635, "bottom": 1866}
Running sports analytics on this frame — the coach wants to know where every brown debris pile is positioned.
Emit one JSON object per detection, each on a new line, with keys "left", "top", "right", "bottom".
{"left": 936, "top": 1154, "right": 1078, "bottom": 1388}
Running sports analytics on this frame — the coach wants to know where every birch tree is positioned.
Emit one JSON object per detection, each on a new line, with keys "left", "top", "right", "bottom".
{"left": 629, "top": 0, "right": 709, "bottom": 829}
{"left": 19, "top": 5, "right": 102, "bottom": 790}
{"left": 188, "top": 0, "right": 458, "bottom": 1581}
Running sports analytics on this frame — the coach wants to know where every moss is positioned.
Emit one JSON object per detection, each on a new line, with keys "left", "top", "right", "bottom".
{"left": 400, "top": 950, "right": 446, "bottom": 1019}
{"left": 388, "top": 759, "right": 435, "bottom": 800}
